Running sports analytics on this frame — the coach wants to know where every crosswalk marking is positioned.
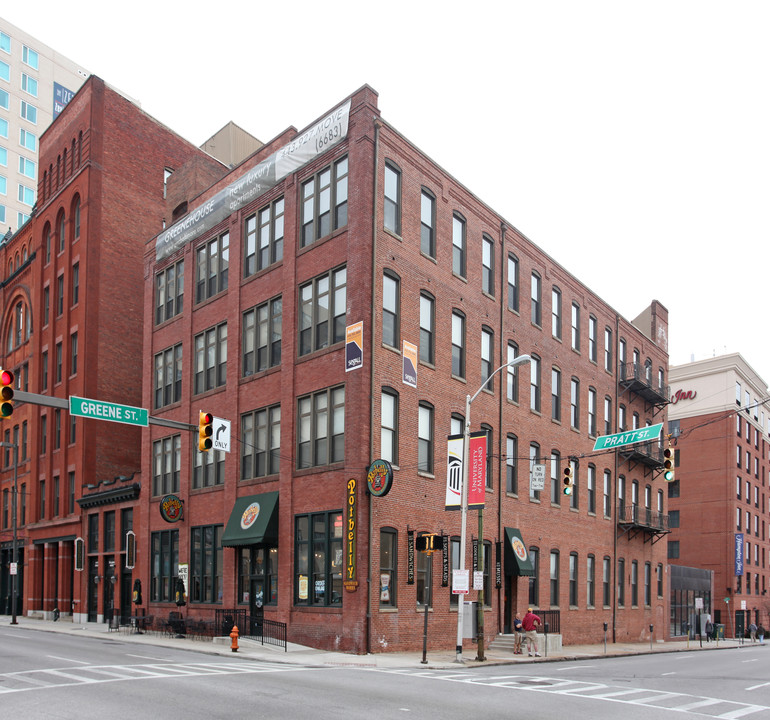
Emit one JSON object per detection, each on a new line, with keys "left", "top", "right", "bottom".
{"left": 378, "top": 669, "right": 770, "bottom": 718}
{"left": 0, "top": 660, "right": 306, "bottom": 694}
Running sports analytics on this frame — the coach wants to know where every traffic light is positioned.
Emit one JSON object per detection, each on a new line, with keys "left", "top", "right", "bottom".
{"left": 0, "top": 369, "right": 14, "bottom": 418}
{"left": 198, "top": 411, "right": 213, "bottom": 451}
{"left": 563, "top": 465, "right": 574, "bottom": 495}
{"left": 663, "top": 447, "right": 675, "bottom": 482}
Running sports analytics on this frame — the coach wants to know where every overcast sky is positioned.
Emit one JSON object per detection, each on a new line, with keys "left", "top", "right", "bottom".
{"left": 7, "top": 1, "right": 769, "bottom": 386}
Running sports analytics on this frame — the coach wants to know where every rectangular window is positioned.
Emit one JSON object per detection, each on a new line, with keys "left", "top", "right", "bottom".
{"left": 603, "top": 470, "right": 611, "bottom": 517}
{"left": 22, "top": 45, "right": 38, "bottom": 69}
{"left": 506, "top": 435, "right": 518, "bottom": 494}
{"left": 604, "top": 327, "right": 613, "bottom": 372}
{"left": 381, "top": 390, "right": 398, "bottom": 465}
{"left": 570, "top": 378, "right": 580, "bottom": 429}
{"left": 297, "top": 386, "right": 345, "bottom": 469}
{"left": 569, "top": 553, "right": 578, "bottom": 606}
{"left": 419, "top": 293, "right": 434, "bottom": 364}
{"left": 155, "top": 259, "right": 184, "bottom": 324}
{"left": 193, "top": 446, "right": 225, "bottom": 489}
{"left": 0, "top": 32, "right": 9, "bottom": 53}
{"left": 531, "top": 272, "right": 541, "bottom": 326}
{"left": 617, "top": 558, "right": 625, "bottom": 605}
{"left": 528, "top": 547, "right": 539, "bottom": 607}
{"left": 384, "top": 162, "right": 401, "bottom": 234}
{"left": 382, "top": 272, "right": 400, "bottom": 348}
{"left": 588, "top": 315, "right": 597, "bottom": 362}
{"left": 587, "top": 465, "right": 596, "bottom": 514}
{"left": 451, "top": 311, "right": 465, "bottom": 378}
{"left": 507, "top": 254, "right": 519, "bottom": 312}
{"left": 152, "top": 435, "right": 181, "bottom": 495}
{"left": 241, "top": 405, "right": 281, "bottom": 479}
{"left": 154, "top": 344, "right": 183, "bottom": 408}
{"left": 103, "top": 510, "right": 115, "bottom": 551}
{"left": 0, "top": 59, "right": 7, "bottom": 81}
{"left": 301, "top": 156, "right": 348, "bottom": 247}
{"left": 298, "top": 266, "right": 346, "bottom": 356}
{"left": 190, "top": 525, "right": 224, "bottom": 604}
{"left": 452, "top": 214, "right": 466, "bottom": 278}
{"left": 667, "top": 540, "right": 680, "bottom": 559}
{"left": 481, "top": 328, "right": 494, "bottom": 390}
{"left": 87, "top": 513, "right": 98, "bottom": 551}
{"left": 571, "top": 302, "right": 580, "bottom": 351}
{"left": 588, "top": 387, "right": 597, "bottom": 437}
{"left": 70, "top": 331, "right": 78, "bottom": 376}
{"left": 420, "top": 189, "right": 435, "bottom": 257}
{"left": 603, "top": 557, "right": 611, "bottom": 606}
{"left": 530, "top": 355, "right": 541, "bottom": 412}
{"left": 194, "top": 322, "right": 227, "bottom": 394}
{"left": 244, "top": 196, "right": 284, "bottom": 277}
{"left": 552, "top": 287, "right": 561, "bottom": 339}
{"left": 551, "top": 367, "right": 561, "bottom": 422}
{"left": 56, "top": 275, "right": 64, "bottom": 315}
{"left": 41, "top": 351, "right": 48, "bottom": 392}
{"left": 529, "top": 443, "right": 541, "bottom": 501}
{"left": 195, "top": 231, "right": 229, "bottom": 303}
{"left": 53, "top": 475, "right": 60, "bottom": 517}
{"left": 587, "top": 555, "right": 595, "bottom": 608}
{"left": 18, "top": 183, "right": 34, "bottom": 205}
{"left": 68, "top": 471, "right": 75, "bottom": 514}
{"left": 55, "top": 342, "right": 62, "bottom": 384}
{"left": 644, "top": 562, "right": 651, "bottom": 605}
{"left": 604, "top": 396, "right": 612, "bottom": 435}
{"left": 21, "top": 73, "right": 38, "bottom": 97}
{"left": 482, "top": 235, "right": 494, "bottom": 295}
{"left": 20, "top": 101, "right": 36, "bottom": 124}
{"left": 631, "top": 561, "right": 638, "bottom": 606}
{"left": 238, "top": 546, "right": 278, "bottom": 607}
{"left": 294, "top": 511, "right": 343, "bottom": 606}
{"left": 550, "top": 452, "right": 561, "bottom": 505}
{"left": 418, "top": 403, "right": 434, "bottom": 474}
{"left": 71, "top": 262, "right": 79, "bottom": 305}
{"left": 550, "top": 551, "right": 560, "bottom": 606}
{"left": 380, "top": 528, "right": 398, "bottom": 608}
{"left": 569, "top": 459, "right": 579, "bottom": 510}
{"left": 656, "top": 563, "right": 663, "bottom": 597}
{"left": 507, "top": 342, "right": 520, "bottom": 403}
{"left": 242, "top": 296, "right": 282, "bottom": 376}
{"left": 19, "top": 128, "right": 36, "bottom": 151}
{"left": 150, "top": 530, "right": 179, "bottom": 603}
{"left": 18, "top": 154, "right": 35, "bottom": 176}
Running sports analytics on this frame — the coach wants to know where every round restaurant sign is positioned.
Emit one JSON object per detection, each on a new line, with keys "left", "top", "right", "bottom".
{"left": 240, "top": 501, "right": 261, "bottom": 530}
{"left": 367, "top": 459, "right": 394, "bottom": 497}
{"left": 159, "top": 494, "right": 184, "bottom": 523}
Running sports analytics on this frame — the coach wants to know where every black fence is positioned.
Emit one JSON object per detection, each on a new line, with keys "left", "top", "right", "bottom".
{"left": 532, "top": 609, "right": 560, "bottom": 634}
{"left": 215, "top": 608, "right": 287, "bottom": 651}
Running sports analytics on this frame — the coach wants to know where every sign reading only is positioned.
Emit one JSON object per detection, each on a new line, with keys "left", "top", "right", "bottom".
{"left": 593, "top": 422, "right": 663, "bottom": 451}
{"left": 69, "top": 396, "right": 149, "bottom": 427}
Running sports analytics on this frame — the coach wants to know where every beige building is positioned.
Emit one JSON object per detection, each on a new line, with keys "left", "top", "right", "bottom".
{"left": 0, "top": 17, "right": 89, "bottom": 234}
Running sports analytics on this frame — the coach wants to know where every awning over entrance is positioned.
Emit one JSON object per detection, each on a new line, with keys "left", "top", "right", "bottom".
{"left": 504, "top": 527, "right": 535, "bottom": 576}
{"left": 221, "top": 492, "right": 279, "bottom": 548}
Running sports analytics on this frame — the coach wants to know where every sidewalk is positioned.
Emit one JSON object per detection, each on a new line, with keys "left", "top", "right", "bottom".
{"left": 0, "top": 615, "right": 757, "bottom": 670}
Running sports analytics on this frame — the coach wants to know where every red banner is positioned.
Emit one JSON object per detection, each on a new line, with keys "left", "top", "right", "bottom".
{"left": 468, "top": 431, "right": 487, "bottom": 509}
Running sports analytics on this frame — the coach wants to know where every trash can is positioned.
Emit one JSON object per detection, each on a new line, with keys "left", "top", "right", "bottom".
{"left": 715, "top": 624, "right": 725, "bottom": 640}
{"left": 462, "top": 601, "right": 477, "bottom": 640}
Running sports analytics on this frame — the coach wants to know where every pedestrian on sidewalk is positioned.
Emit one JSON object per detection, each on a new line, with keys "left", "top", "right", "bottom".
{"left": 749, "top": 622, "right": 757, "bottom": 643}
{"left": 522, "top": 608, "right": 541, "bottom": 657}
{"left": 758, "top": 623, "right": 765, "bottom": 644}
{"left": 513, "top": 613, "right": 524, "bottom": 655}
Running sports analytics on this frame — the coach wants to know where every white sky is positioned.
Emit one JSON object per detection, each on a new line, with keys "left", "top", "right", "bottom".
{"left": 7, "top": 1, "right": 769, "bottom": 385}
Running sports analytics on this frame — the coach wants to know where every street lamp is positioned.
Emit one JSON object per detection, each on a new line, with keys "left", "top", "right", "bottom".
{"left": 0, "top": 441, "right": 19, "bottom": 625}
{"left": 455, "top": 354, "right": 531, "bottom": 663}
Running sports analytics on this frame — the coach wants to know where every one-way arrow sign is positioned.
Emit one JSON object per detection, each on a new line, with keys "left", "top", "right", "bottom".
{"left": 212, "top": 417, "right": 231, "bottom": 453}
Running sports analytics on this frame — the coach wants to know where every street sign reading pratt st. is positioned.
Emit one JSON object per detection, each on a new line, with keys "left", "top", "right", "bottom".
{"left": 592, "top": 422, "right": 663, "bottom": 451}
{"left": 69, "top": 396, "right": 149, "bottom": 427}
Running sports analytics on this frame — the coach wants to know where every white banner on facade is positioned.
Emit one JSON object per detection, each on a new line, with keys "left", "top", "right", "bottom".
{"left": 446, "top": 434, "right": 464, "bottom": 510}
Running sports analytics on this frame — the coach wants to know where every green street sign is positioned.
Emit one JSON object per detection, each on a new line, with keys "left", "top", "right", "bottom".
{"left": 69, "top": 396, "right": 149, "bottom": 427}
{"left": 593, "top": 422, "right": 663, "bottom": 451}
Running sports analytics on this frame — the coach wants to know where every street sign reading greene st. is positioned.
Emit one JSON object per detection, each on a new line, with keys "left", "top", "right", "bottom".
{"left": 593, "top": 422, "right": 663, "bottom": 451}
{"left": 69, "top": 396, "right": 149, "bottom": 427}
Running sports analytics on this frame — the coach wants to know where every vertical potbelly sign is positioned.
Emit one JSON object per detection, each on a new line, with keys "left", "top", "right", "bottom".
{"left": 344, "top": 478, "right": 358, "bottom": 591}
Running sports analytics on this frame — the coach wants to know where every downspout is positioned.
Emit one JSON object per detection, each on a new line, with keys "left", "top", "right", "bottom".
{"left": 366, "top": 119, "right": 381, "bottom": 655}
{"left": 497, "top": 222, "right": 507, "bottom": 635}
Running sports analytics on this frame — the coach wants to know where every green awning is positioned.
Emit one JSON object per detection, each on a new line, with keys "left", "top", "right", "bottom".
{"left": 504, "top": 527, "right": 534, "bottom": 577}
{"left": 221, "top": 492, "right": 279, "bottom": 547}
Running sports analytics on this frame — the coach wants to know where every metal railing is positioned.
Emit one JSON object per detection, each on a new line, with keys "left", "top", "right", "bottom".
{"left": 215, "top": 608, "right": 287, "bottom": 651}
{"left": 617, "top": 503, "right": 669, "bottom": 532}
{"left": 532, "top": 609, "right": 560, "bottom": 634}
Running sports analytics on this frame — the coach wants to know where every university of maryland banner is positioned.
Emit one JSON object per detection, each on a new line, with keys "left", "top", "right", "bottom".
{"left": 468, "top": 431, "right": 487, "bottom": 509}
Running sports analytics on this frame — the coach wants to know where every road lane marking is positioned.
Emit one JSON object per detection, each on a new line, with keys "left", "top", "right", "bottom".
{"left": 746, "top": 681, "right": 770, "bottom": 691}
{"left": 46, "top": 655, "right": 90, "bottom": 665}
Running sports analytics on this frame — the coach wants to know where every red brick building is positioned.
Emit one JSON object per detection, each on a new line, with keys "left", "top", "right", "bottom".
{"left": 141, "top": 84, "right": 671, "bottom": 654}
{"left": 668, "top": 354, "right": 770, "bottom": 636}
{"left": 0, "top": 76, "right": 224, "bottom": 622}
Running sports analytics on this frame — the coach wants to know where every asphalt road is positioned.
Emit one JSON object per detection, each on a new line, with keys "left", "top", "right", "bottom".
{"left": 1, "top": 628, "right": 768, "bottom": 719}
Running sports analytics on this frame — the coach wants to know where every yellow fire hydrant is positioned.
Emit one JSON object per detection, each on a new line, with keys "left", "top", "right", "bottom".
{"left": 230, "top": 624, "right": 239, "bottom": 652}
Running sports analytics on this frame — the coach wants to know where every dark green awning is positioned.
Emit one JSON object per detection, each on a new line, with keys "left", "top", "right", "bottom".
{"left": 504, "top": 527, "right": 534, "bottom": 576}
{"left": 221, "top": 492, "right": 279, "bottom": 548}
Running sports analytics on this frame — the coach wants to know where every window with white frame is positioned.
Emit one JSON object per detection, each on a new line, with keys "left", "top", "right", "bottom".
{"left": 297, "top": 386, "right": 345, "bottom": 469}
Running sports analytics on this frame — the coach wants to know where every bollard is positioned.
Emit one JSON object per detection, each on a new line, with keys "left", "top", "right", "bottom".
{"left": 230, "top": 624, "right": 239, "bottom": 652}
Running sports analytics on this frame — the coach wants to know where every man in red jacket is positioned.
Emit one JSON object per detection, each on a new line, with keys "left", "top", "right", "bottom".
{"left": 522, "top": 608, "right": 541, "bottom": 656}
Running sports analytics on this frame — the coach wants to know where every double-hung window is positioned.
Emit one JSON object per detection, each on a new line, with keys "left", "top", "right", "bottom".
{"left": 298, "top": 267, "right": 346, "bottom": 356}
{"left": 195, "top": 232, "right": 229, "bottom": 303}
{"left": 301, "top": 156, "right": 348, "bottom": 247}
{"left": 384, "top": 162, "right": 401, "bottom": 234}
{"left": 419, "top": 293, "right": 435, "bottom": 364}
{"left": 452, "top": 213, "right": 466, "bottom": 278}
{"left": 241, "top": 405, "right": 281, "bottom": 479}
{"left": 382, "top": 271, "right": 400, "bottom": 348}
{"left": 244, "top": 197, "right": 284, "bottom": 276}
{"left": 194, "top": 323, "right": 227, "bottom": 394}
{"left": 420, "top": 189, "right": 435, "bottom": 257}
{"left": 242, "top": 297, "right": 282, "bottom": 375}
{"left": 297, "top": 386, "right": 345, "bottom": 468}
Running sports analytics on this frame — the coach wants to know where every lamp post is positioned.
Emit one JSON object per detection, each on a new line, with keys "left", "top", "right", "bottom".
{"left": 0, "top": 441, "right": 19, "bottom": 625}
{"left": 455, "top": 354, "right": 531, "bottom": 663}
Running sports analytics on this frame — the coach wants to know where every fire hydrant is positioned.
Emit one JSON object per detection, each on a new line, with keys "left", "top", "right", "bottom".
{"left": 230, "top": 625, "right": 239, "bottom": 652}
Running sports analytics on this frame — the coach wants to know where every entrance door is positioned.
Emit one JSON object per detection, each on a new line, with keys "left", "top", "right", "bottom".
{"left": 87, "top": 558, "right": 99, "bottom": 622}
{"left": 120, "top": 569, "right": 132, "bottom": 624}
{"left": 249, "top": 578, "right": 264, "bottom": 637}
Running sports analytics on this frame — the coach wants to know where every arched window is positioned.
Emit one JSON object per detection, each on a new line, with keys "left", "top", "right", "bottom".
{"left": 57, "top": 210, "right": 66, "bottom": 253}
{"left": 62, "top": 148, "right": 67, "bottom": 180}
{"left": 44, "top": 222, "right": 52, "bottom": 264}
{"left": 71, "top": 196, "right": 81, "bottom": 240}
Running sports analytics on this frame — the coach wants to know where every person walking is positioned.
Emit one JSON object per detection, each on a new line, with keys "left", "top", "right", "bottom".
{"left": 522, "top": 608, "right": 542, "bottom": 657}
{"left": 749, "top": 621, "right": 758, "bottom": 643}
{"left": 758, "top": 623, "right": 765, "bottom": 644}
{"left": 513, "top": 613, "right": 524, "bottom": 655}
